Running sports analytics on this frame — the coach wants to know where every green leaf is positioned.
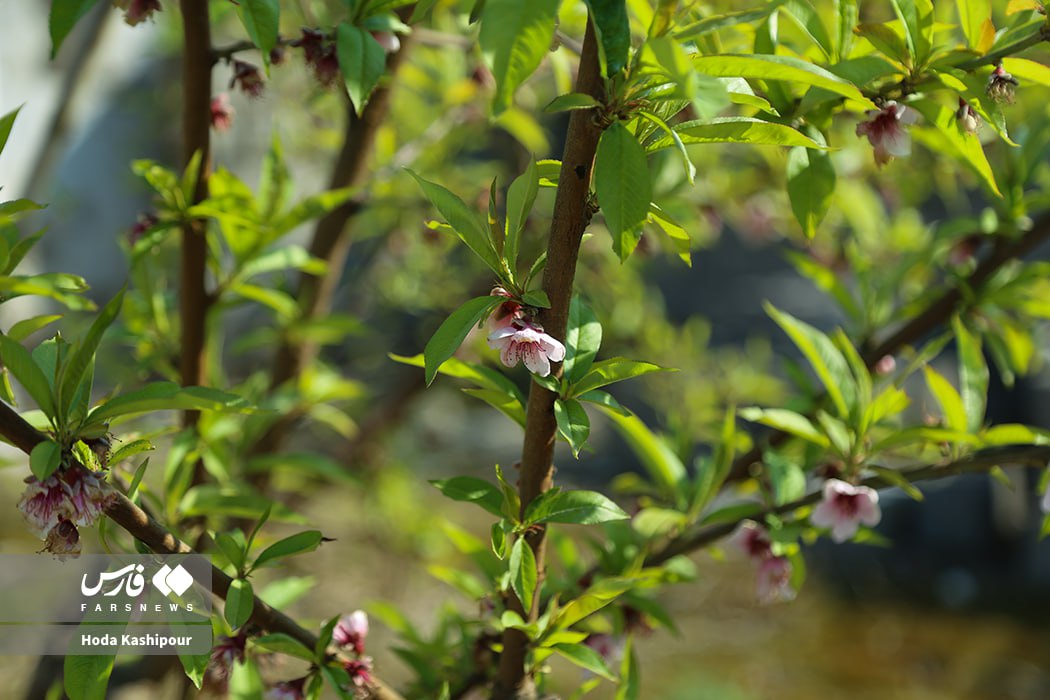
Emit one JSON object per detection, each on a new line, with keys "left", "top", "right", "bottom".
{"left": 215, "top": 531, "right": 248, "bottom": 571}
{"left": 592, "top": 405, "right": 687, "bottom": 499}
{"left": 49, "top": 0, "right": 102, "bottom": 58}
{"left": 738, "top": 406, "right": 830, "bottom": 447}
{"left": 563, "top": 296, "right": 602, "bottom": 383}
{"left": 554, "top": 576, "right": 641, "bottom": 629}
{"left": 633, "top": 506, "right": 689, "bottom": 537}
{"left": 584, "top": 0, "right": 631, "bottom": 76}
{"left": 180, "top": 485, "right": 306, "bottom": 523}
{"left": 890, "top": 0, "right": 933, "bottom": 66}
{"left": 521, "top": 289, "right": 550, "bottom": 308}
{"left": 64, "top": 652, "right": 114, "bottom": 700}
{"left": 505, "top": 158, "right": 539, "bottom": 276}
{"left": 509, "top": 538, "right": 538, "bottom": 611}
{"left": 0, "top": 105, "right": 23, "bottom": 157}
{"left": 578, "top": 389, "right": 629, "bottom": 415}
{"left": 953, "top": 317, "right": 988, "bottom": 433}
{"left": 408, "top": 171, "right": 502, "bottom": 273}
{"left": 572, "top": 358, "right": 668, "bottom": 396}
{"left": 30, "top": 440, "right": 62, "bottom": 480}
{"left": 463, "top": 388, "right": 527, "bottom": 427}
{"left": 554, "top": 398, "right": 591, "bottom": 458}
{"left": 957, "top": 0, "right": 992, "bottom": 49}
{"left": 924, "top": 366, "right": 967, "bottom": 432}
{"left": 479, "top": 0, "right": 560, "bottom": 114}
{"left": 336, "top": 23, "right": 387, "bottom": 115}
{"left": 491, "top": 521, "right": 509, "bottom": 559}
{"left": 422, "top": 296, "right": 502, "bottom": 385}
{"left": 765, "top": 451, "right": 808, "bottom": 505}
{"left": 0, "top": 334, "right": 57, "bottom": 420}
{"left": 237, "top": 0, "right": 280, "bottom": 55}
{"left": 7, "top": 315, "right": 63, "bottom": 342}
{"left": 391, "top": 353, "right": 525, "bottom": 404}
{"left": 551, "top": 642, "right": 617, "bottom": 681}
{"left": 225, "top": 578, "right": 255, "bottom": 629}
{"left": 59, "top": 289, "right": 124, "bottom": 422}
{"left": 252, "top": 530, "right": 324, "bottom": 571}
{"left": 911, "top": 99, "right": 1000, "bottom": 197}
{"left": 252, "top": 633, "right": 317, "bottom": 662}
{"left": 648, "top": 204, "right": 691, "bottom": 265}
{"left": 431, "top": 476, "right": 506, "bottom": 517}
{"left": 524, "top": 489, "right": 629, "bottom": 525}
{"left": 651, "top": 117, "right": 825, "bottom": 150}
{"left": 544, "top": 93, "right": 603, "bottom": 113}
{"left": 765, "top": 303, "right": 855, "bottom": 418}
{"left": 869, "top": 466, "right": 924, "bottom": 501}
{"left": 674, "top": 2, "right": 785, "bottom": 40}
{"left": 178, "top": 652, "right": 210, "bottom": 689}
{"left": 783, "top": 0, "right": 833, "bottom": 59}
{"left": 836, "top": 0, "right": 858, "bottom": 61}
{"left": 787, "top": 141, "right": 835, "bottom": 238}
{"left": 594, "top": 122, "right": 652, "bottom": 261}
{"left": 692, "top": 54, "right": 874, "bottom": 107}
{"left": 85, "top": 382, "right": 251, "bottom": 426}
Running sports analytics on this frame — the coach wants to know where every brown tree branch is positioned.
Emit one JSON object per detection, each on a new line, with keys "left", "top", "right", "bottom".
{"left": 0, "top": 404, "right": 406, "bottom": 700}
{"left": 177, "top": 0, "right": 213, "bottom": 439}
{"left": 648, "top": 445, "right": 1050, "bottom": 566}
{"left": 492, "top": 19, "right": 605, "bottom": 700}
{"left": 250, "top": 41, "right": 411, "bottom": 461}
{"left": 728, "top": 215, "right": 1050, "bottom": 481}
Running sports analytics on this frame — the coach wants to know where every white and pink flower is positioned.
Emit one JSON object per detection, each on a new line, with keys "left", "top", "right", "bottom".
{"left": 756, "top": 555, "right": 796, "bottom": 604}
{"left": 18, "top": 468, "right": 113, "bottom": 545}
{"left": 855, "top": 101, "right": 918, "bottom": 167}
{"left": 333, "top": 610, "right": 369, "bottom": 655}
{"left": 487, "top": 320, "right": 565, "bottom": 377}
{"left": 210, "top": 94, "right": 235, "bottom": 132}
{"left": 810, "top": 478, "right": 881, "bottom": 543}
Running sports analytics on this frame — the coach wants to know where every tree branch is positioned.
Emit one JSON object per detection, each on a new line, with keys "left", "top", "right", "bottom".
{"left": 0, "top": 403, "right": 406, "bottom": 700}
{"left": 177, "top": 0, "right": 213, "bottom": 438}
{"left": 728, "top": 215, "right": 1050, "bottom": 481}
{"left": 648, "top": 445, "right": 1050, "bottom": 566}
{"left": 492, "top": 19, "right": 605, "bottom": 700}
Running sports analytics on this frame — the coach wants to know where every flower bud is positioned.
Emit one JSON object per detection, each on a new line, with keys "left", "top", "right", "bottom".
{"left": 987, "top": 64, "right": 1019, "bottom": 104}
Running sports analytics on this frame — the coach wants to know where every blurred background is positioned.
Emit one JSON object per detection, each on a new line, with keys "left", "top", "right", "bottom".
{"left": 2, "top": 1, "right": 1050, "bottom": 698}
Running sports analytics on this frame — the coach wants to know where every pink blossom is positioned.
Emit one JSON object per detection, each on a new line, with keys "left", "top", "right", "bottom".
{"left": 333, "top": 610, "right": 369, "bottom": 655}
{"left": 114, "top": 0, "right": 161, "bottom": 26}
{"left": 487, "top": 320, "right": 565, "bottom": 377}
{"left": 18, "top": 468, "right": 113, "bottom": 540}
{"left": 855, "top": 101, "right": 918, "bottom": 167}
{"left": 874, "top": 355, "right": 896, "bottom": 376}
{"left": 729, "top": 520, "right": 773, "bottom": 560}
{"left": 489, "top": 286, "right": 523, "bottom": 328}
{"left": 210, "top": 94, "right": 235, "bottom": 132}
{"left": 266, "top": 676, "right": 307, "bottom": 700}
{"left": 344, "top": 657, "right": 374, "bottom": 688}
{"left": 755, "top": 556, "right": 796, "bottom": 604}
{"left": 810, "top": 478, "right": 881, "bottom": 543}
{"left": 1041, "top": 479, "right": 1050, "bottom": 515}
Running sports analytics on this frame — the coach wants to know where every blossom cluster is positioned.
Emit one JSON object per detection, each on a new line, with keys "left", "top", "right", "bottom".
{"left": 17, "top": 466, "right": 115, "bottom": 557}
{"left": 261, "top": 610, "right": 373, "bottom": 699}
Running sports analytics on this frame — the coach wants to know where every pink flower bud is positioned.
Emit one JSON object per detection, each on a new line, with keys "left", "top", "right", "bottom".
{"left": 333, "top": 610, "right": 369, "bottom": 655}
{"left": 874, "top": 355, "right": 896, "bottom": 376}
{"left": 755, "top": 556, "right": 796, "bottom": 604}
{"left": 210, "top": 93, "right": 235, "bottom": 132}
{"left": 956, "top": 98, "right": 980, "bottom": 135}
{"left": 371, "top": 31, "right": 401, "bottom": 54}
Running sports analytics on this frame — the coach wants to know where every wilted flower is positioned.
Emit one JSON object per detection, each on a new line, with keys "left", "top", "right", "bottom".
{"left": 295, "top": 28, "right": 340, "bottom": 87}
{"left": 18, "top": 467, "right": 113, "bottom": 541}
{"left": 210, "top": 93, "right": 235, "bottom": 132}
{"left": 987, "top": 64, "right": 1019, "bottom": 103}
{"left": 756, "top": 556, "right": 796, "bottom": 604}
{"left": 269, "top": 45, "right": 287, "bottom": 66}
{"left": 956, "top": 98, "right": 980, "bottom": 134}
{"left": 129, "top": 212, "right": 159, "bottom": 244}
{"left": 43, "top": 519, "right": 81, "bottom": 558}
{"left": 113, "top": 0, "right": 161, "bottom": 26}
{"left": 371, "top": 31, "right": 401, "bottom": 54}
{"left": 230, "top": 60, "right": 264, "bottom": 98}
{"left": 487, "top": 320, "right": 566, "bottom": 377}
{"left": 209, "top": 631, "right": 248, "bottom": 680}
{"left": 333, "top": 610, "right": 369, "bottom": 655}
{"left": 344, "top": 656, "right": 374, "bottom": 688}
{"left": 266, "top": 676, "right": 308, "bottom": 700}
{"left": 810, "top": 478, "right": 881, "bottom": 543}
{"left": 855, "top": 101, "right": 919, "bottom": 167}
{"left": 583, "top": 633, "right": 626, "bottom": 668}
